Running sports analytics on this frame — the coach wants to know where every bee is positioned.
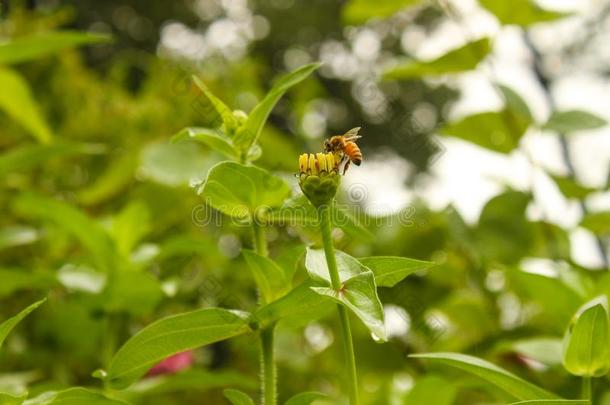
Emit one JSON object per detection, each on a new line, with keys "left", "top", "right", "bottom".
{"left": 324, "top": 127, "right": 363, "bottom": 174}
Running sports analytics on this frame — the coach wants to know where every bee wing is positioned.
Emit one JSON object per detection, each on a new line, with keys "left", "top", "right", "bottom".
{"left": 343, "top": 126, "right": 362, "bottom": 140}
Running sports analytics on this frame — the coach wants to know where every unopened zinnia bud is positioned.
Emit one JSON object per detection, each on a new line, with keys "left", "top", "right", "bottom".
{"left": 298, "top": 152, "right": 340, "bottom": 207}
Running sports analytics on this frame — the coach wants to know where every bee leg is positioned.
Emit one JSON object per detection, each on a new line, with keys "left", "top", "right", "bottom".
{"left": 342, "top": 160, "right": 350, "bottom": 175}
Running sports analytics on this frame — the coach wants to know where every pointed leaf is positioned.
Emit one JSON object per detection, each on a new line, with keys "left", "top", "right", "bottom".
{"left": 0, "top": 67, "right": 51, "bottom": 143}
{"left": 105, "top": 308, "right": 252, "bottom": 389}
{"left": 542, "top": 110, "right": 607, "bottom": 133}
{"left": 562, "top": 297, "right": 610, "bottom": 377}
{"left": 306, "top": 248, "right": 386, "bottom": 341}
{"left": 0, "top": 298, "right": 46, "bottom": 349}
{"left": 358, "top": 256, "right": 434, "bottom": 287}
{"left": 0, "top": 31, "right": 111, "bottom": 65}
{"left": 384, "top": 38, "right": 490, "bottom": 79}
{"left": 171, "top": 127, "right": 238, "bottom": 160}
{"left": 235, "top": 63, "right": 320, "bottom": 152}
{"left": 480, "top": 0, "right": 570, "bottom": 26}
{"left": 223, "top": 389, "right": 255, "bottom": 405}
{"left": 581, "top": 211, "right": 610, "bottom": 235}
{"left": 509, "top": 401, "right": 589, "bottom": 405}
{"left": 551, "top": 175, "right": 596, "bottom": 200}
{"left": 342, "top": 0, "right": 423, "bottom": 24}
{"left": 403, "top": 375, "right": 456, "bottom": 405}
{"left": 192, "top": 76, "right": 239, "bottom": 131}
{"left": 0, "top": 392, "right": 26, "bottom": 405}
{"left": 242, "top": 250, "right": 289, "bottom": 303}
{"left": 198, "top": 161, "right": 291, "bottom": 220}
{"left": 410, "top": 352, "right": 558, "bottom": 400}
{"left": 285, "top": 391, "right": 329, "bottom": 405}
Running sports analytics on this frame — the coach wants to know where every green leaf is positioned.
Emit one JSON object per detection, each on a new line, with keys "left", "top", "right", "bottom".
{"left": 102, "top": 271, "right": 163, "bottom": 316}
{"left": 192, "top": 76, "right": 239, "bottom": 131}
{"left": 0, "top": 142, "right": 102, "bottom": 178}
{"left": 499, "top": 84, "right": 534, "bottom": 131}
{"left": 562, "top": 297, "right": 610, "bottom": 377}
{"left": 358, "top": 256, "right": 434, "bottom": 287}
{"left": 410, "top": 352, "right": 558, "bottom": 401}
{"left": 77, "top": 152, "right": 137, "bottom": 206}
{"left": 480, "top": 0, "right": 570, "bottom": 26}
{"left": 198, "top": 161, "right": 291, "bottom": 220}
{"left": 509, "top": 401, "right": 589, "bottom": 405}
{"left": 242, "top": 250, "right": 290, "bottom": 303}
{"left": 23, "top": 387, "right": 126, "bottom": 405}
{"left": 0, "top": 268, "right": 55, "bottom": 298}
{"left": 234, "top": 63, "right": 320, "bottom": 152}
{"left": 342, "top": 0, "right": 423, "bottom": 24}
{"left": 284, "top": 391, "right": 328, "bottom": 405}
{"left": 306, "top": 248, "right": 386, "bottom": 341}
{"left": 551, "top": 175, "right": 596, "bottom": 200}
{"left": 440, "top": 110, "right": 527, "bottom": 154}
{"left": 0, "top": 391, "right": 26, "bottom": 405}
{"left": 332, "top": 205, "right": 374, "bottom": 241}
{"left": 0, "top": 31, "right": 111, "bottom": 65}
{"left": 105, "top": 308, "right": 251, "bottom": 389}
{"left": 254, "top": 281, "right": 334, "bottom": 329}
{"left": 542, "top": 110, "right": 607, "bottom": 133}
{"left": 223, "top": 389, "right": 255, "bottom": 405}
{"left": 403, "top": 375, "right": 456, "bottom": 405}
{"left": 0, "top": 298, "right": 46, "bottom": 349}
{"left": 510, "top": 337, "right": 563, "bottom": 366}
{"left": 384, "top": 38, "right": 491, "bottom": 79}
{"left": 13, "top": 193, "right": 118, "bottom": 272}
{"left": 0, "top": 67, "right": 51, "bottom": 143}
{"left": 139, "top": 142, "right": 212, "bottom": 187}
{"left": 580, "top": 211, "right": 610, "bottom": 236}
{"left": 171, "top": 127, "right": 238, "bottom": 160}
{"left": 110, "top": 201, "right": 151, "bottom": 257}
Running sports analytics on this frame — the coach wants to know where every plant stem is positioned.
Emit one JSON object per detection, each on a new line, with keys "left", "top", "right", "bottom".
{"left": 582, "top": 376, "right": 592, "bottom": 402}
{"left": 318, "top": 203, "right": 359, "bottom": 405}
{"left": 251, "top": 218, "right": 275, "bottom": 405}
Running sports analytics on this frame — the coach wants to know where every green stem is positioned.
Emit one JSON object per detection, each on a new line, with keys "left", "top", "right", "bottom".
{"left": 251, "top": 218, "right": 275, "bottom": 405}
{"left": 582, "top": 376, "right": 592, "bottom": 402}
{"left": 318, "top": 203, "right": 359, "bottom": 405}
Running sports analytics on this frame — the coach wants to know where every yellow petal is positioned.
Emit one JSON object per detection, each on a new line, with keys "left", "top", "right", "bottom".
{"left": 316, "top": 153, "right": 327, "bottom": 172}
{"left": 326, "top": 153, "right": 335, "bottom": 171}
{"left": 299, "top": 154, "right": 308, "bottom": 173}
{"left": 308, "top": 154, "right": 317, "bottom": 175}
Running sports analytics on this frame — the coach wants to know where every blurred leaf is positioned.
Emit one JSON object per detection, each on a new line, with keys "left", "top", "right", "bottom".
{"left": 530, "top": 221, "right": 571, "bottom": 260}
{"left": 0, "top": 31, "right": 111, "bottom": 65}
{"left": 110, "top": 201, "right": 151, "bottom": 257}
{"left": 580, "top": 211, "right": 610, "bottom": 235}
{"left": 410, "top": 352, "right": 558, "bottom": 400}
{"left": 24, "top": 387, "right": 126, "bottom": 405}
{"left": 358, "top": 256, "right": 433, "bottom": 287}
{"left": 562, "top": 297, "right": 610, "bottom": 377}
{"left": 192, "top": 76, "right": 239, "bottom": 131}
{"left": 102, "top": 271, "right": 163, "bottom": 316}
{"left": 0, "top": 298, "right": 46, "bottom": 349}
{"left": 139, "top": 142, "right": 212, "bottom": 187}
{"left": 13, "top": 193, "right": 118, "bottom": 272}
{"left": 223, "top": 389, "right": 255, "bottom": 405}
{"left": 127, "top": 369, "right": 257, "bottom": 396}
{"left": 510, "top": 270, "right": 582, "bottom": 332}
{"left": 542, "top": 110, "right": 607, "bottom": 133}
{"left": 342, "top": 0, "right": 423, "bottom": 24}
{"left": 480, "top": 0, "right": 570, "bottom": 26}
{"left": 511, "top": 337, "right": 563, "bottom": 366}
{"left": 384, "top": 38, "right": 490, "bottom": 79}
{"left": 475, "top": 191, "right": 533, "bottom": 264}
{"left": 0, "top": 392, "right": 26, "bottom": 405}
{"left": 284, "top": 391, "right": 329, "bottom": 405}
{"left": 105, "top": 308, "right": 251, "bottom": 389}
{"left": 234, "top": 63, "right": 320, "bottom": 152}
{"left": 0, "top": 269, "right": 55, "bottom": 298}
{"left": 333, "top": 205, "right": 374, "bottom": 241}
{"left": 499, "top": 84, "right": 534, "bottom": 130}
{"left": 198, "top": 161, "right": 291, "bottom": 220}
{"left": 509, "top": 401, "right": 588, "bottom": 405}
{"left": 242, "top": 250, "right": 290, "bottom": 303}
{"left": 403, "top": 375, "right": 456, "bottom": 405}
{"left": 306, "top": 248, "right": 386, "bottom": 341}
{"left": 441, "top": 110, "right": 527, "bottom": 154}
{"left": 0, "top": 143, "right": 102, "bottom": 178}
{"left": 0, "top": 226, "right": 37, "bottom": 250}
{"left": 254, "top": 281, "right": 333, "bottom": 329}
{"left": 78, "top": 153, "right": 138, "bottom": 206}
{"left": 0, "top": 67, "right": 51, "bottom": 143}
{"left": 551, "top": 175, "right": 596, "bottom": 200}
{"left": 171, "top": 127, "right": 238, "bottom": 161}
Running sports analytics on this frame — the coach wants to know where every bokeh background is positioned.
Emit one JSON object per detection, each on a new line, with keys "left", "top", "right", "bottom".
{"left": 3, "top": 0, "right": 610, "bottom": 404}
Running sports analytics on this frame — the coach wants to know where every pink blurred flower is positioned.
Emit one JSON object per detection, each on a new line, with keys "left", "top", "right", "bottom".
{"left": 146, "top": 351, "right": 194, "bottom": 377}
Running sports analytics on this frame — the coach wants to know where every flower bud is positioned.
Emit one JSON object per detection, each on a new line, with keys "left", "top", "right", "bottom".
{"left": 298, "top": 152, "right": 341, "bottom": 207}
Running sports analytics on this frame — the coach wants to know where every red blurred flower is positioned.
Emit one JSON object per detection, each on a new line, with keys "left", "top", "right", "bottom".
{"left": 146, "top": 351, "right": 194, "bottom": 377}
